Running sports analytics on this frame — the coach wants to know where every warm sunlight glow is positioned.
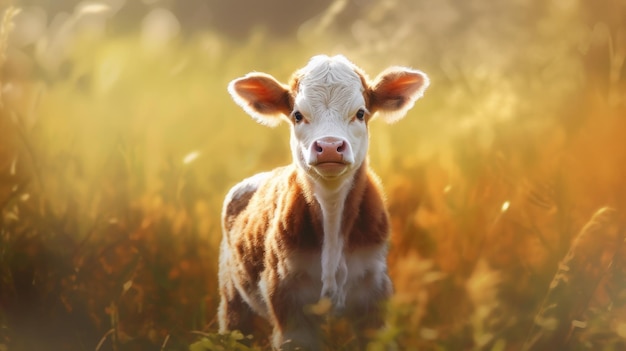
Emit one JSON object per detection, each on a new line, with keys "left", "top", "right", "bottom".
{"left": 501, "top": 200, "right": 510, "bottom": 212}
{"left": 183, "top": 151, "right": 200, "bottom": 165}
{"left": 76, "top": 3, "right": 111, "bottom": 15}
{"left": 1, "top": 1, "right": 624, "bottom": 350}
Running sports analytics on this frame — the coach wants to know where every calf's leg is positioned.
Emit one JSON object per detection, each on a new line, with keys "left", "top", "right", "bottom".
{"left": 218, "top": 276, "right": 254, "bottom": 336}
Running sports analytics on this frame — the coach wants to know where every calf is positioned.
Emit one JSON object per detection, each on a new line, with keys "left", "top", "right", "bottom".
{"left": 219, "top": 55, "right": 429, "bottom": 350}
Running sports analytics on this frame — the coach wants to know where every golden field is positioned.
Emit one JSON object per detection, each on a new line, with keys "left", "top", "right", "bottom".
{"left": 1, "top": 1, "right": 625, "bottom": 350}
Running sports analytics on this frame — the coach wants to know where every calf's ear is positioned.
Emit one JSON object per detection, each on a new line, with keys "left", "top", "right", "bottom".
{"left": 228, "top": 73, "right": 292, "bottom": 127}
{"left": 369, "top": 67, "right": 429, "bottom": 123}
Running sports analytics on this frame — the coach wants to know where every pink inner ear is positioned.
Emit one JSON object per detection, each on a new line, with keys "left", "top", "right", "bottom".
{"left": 232, "top": 75, "right": 292, "bottom": 116}
{"left": 384, "top": 72, "right": 425, "bottom": 96}
{"left": 371, "top": 70, "right": 427, "bottom": 111}
{"left": 376, "top": 71, "right": 424, "bottom": 97}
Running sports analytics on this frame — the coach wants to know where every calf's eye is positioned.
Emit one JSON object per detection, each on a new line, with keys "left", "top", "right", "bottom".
{"left": 356, "top": 109, "right": 365, "bottom": 121}
{"left": 293, "top": 111, "right": 304, "bottom": 123}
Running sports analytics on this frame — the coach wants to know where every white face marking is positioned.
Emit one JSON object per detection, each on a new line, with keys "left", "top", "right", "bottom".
{"left": 289, "top": 55, "right": 370, "bottom": 183}
{"left": 285, "top": 56, "right": 374, "bottom": 309}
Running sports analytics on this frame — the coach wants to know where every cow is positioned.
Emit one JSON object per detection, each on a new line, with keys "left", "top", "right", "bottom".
{"left": 218, "top": 54, "right": 429, "bottom": 350}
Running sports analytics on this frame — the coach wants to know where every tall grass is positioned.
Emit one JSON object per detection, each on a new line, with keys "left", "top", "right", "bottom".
{"left": 1, "top": 1, "right": 626, "bottom": 350}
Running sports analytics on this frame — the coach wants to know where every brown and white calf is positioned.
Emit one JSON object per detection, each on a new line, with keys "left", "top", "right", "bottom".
{"left": 219, "top": 55, "right": 429, "bottom": 350}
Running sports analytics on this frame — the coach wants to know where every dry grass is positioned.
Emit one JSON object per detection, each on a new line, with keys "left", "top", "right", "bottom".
{"left": 1, "top": 1, "right": 626, "bottom": 350}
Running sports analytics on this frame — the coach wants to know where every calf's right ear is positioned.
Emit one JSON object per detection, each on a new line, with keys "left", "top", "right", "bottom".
{"left": 369, "top": 67, "right": 429, "bottom": 124}
{"left": 228, "top": 73, "right": 292, "bottom": 127}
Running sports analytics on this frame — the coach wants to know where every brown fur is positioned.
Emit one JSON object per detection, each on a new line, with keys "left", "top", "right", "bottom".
{"left": 219, "top": 163, "right": 391, "bottom": 349}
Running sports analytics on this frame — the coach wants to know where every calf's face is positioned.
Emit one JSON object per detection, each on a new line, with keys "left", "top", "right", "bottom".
{"left": 290, "top": 55, "right": 369, "bottom": 180}
{"left": 228, "top": 55, "right": 429, "bottom": 183}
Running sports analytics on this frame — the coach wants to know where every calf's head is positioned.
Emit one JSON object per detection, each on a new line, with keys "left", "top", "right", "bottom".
{"left": 228, "top": 55, "right": 429, "bottom": 183}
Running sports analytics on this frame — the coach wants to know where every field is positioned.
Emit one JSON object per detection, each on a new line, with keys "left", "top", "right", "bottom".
{"left": 1, "top": 1, "right": 626, "bottom": 350}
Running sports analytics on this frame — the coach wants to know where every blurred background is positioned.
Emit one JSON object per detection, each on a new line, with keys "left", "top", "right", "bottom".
{"left": 1, "top": 0, "right": 625, "bottom": 350}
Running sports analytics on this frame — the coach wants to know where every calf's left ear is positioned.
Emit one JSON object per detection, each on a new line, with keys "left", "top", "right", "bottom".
{"left": 228, "top": 73, "right": 292, "bottom": 127}
{"left": 369, "top": 67, "right": 429, "bottom": 123}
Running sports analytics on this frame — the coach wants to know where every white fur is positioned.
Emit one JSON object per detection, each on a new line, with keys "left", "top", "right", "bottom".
{"left": 289, "top": 56, "right": 371, "bottom": 309}
{"left": 315, "top": 181, "right": 350, "bottom": 309}
{"left": 290, "top": 55, "right": 369, "bottom": 180}
{"left": 285, "top": 243, "right": 390, "bottom": 306}
{"left": 222, "top": 171, "right": 271, "bottom": 206}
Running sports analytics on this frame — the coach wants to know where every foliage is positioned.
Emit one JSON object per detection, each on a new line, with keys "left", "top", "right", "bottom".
{"left": 189, "top": 331, "right": 255, "bottom": 351}
{"left": 1, "top": 1, "right": 626, "bottom": 350}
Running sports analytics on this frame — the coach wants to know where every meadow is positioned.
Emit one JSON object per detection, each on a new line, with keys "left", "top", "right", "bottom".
{"left": 1, "top": 1, "right": 626, "bottom": 350}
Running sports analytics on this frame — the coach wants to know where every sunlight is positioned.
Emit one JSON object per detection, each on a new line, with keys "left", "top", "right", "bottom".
{"left": 501, "top": 200, "right": 510, "bottom": 212}
{"left": 182, "top": 151, "right": 201, "bottom": 165}
{"left": 1, "top": 1, "right": 625, "bottom": 350}
{"left": 76, "top": 2, "right": 111, "bottom": 15}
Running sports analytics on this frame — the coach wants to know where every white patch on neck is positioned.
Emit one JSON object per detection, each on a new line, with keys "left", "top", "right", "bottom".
{"left": 314, "top": 179, "right": 351, "bottom": 310}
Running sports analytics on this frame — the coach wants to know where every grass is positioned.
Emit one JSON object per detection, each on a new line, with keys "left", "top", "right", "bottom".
{"left": 1, "top": 2, "right": 626, "bottom": 350}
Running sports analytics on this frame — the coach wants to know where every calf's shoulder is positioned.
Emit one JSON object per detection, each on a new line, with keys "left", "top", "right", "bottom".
{"left": 222, "top": 166, "right": 325, "bottom": 252}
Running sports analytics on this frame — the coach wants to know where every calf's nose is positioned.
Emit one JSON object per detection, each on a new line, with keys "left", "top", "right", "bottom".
{"left": 312, "top": 137, "right": 347, "bottom": 163}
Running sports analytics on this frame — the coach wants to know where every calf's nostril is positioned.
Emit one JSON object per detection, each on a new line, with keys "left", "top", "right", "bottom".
{"left": 314, "top": 141, "right": 323, "bottom": 153}
{"left": 336, "top": 141, "right": 346, "bottom": 153}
